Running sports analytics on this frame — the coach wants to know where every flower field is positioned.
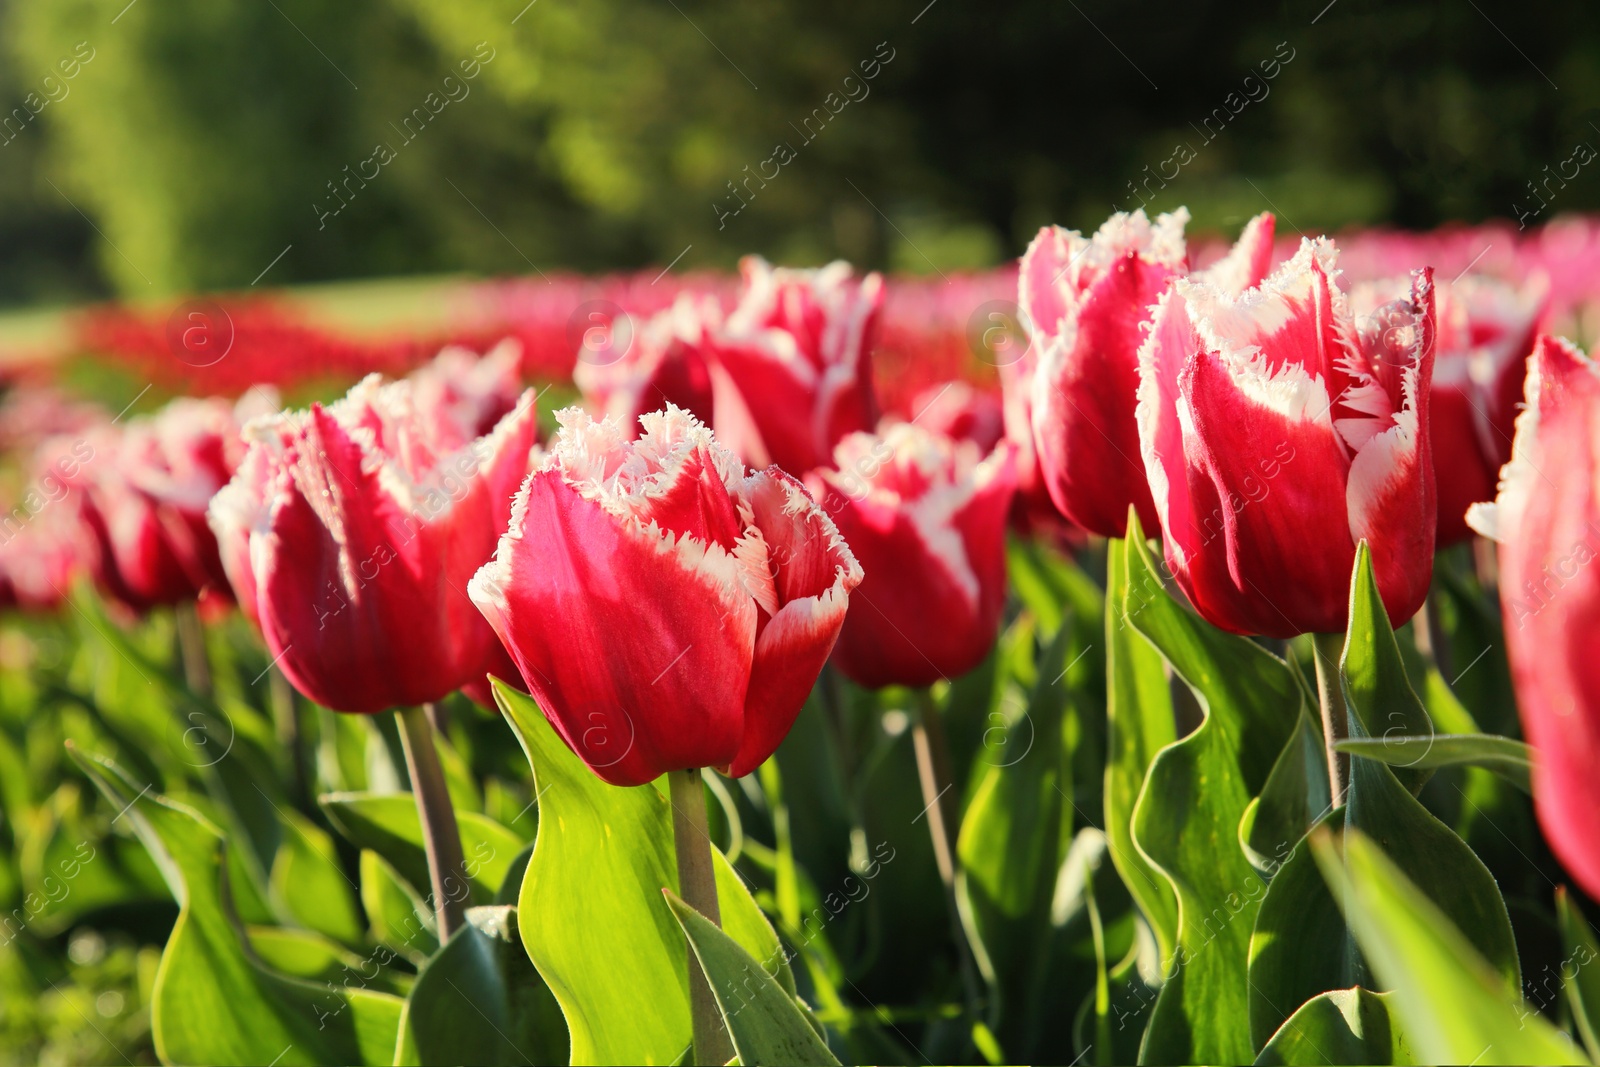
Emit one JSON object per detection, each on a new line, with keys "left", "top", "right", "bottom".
{"left": 3, "top": 210, "right": 1600, "bottom": 1067}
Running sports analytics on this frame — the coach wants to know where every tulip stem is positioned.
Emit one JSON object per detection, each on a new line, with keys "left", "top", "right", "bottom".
{"left": 268, "top": 666, "right": 307, "bottom": 808}
{"left": 396, "top": 704, "right": 468, "bottom": 942}
{"left": 174, "top": 602, "right": 211, "bottom": 696}
{"left": 1313, "top": 632, "right": 1350, "bottom": 806}
{"left": 668, "top": 768, "right": 733, "bottom": 1067}
{"left": 912, "top": 690, "right": 983, "bottom": 1020}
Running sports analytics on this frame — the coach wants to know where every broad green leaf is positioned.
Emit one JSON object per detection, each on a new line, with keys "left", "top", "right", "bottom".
{"left": 1240, "top": 708, "right": 1331, "bottom": 876}
{"left": 1556, "top": 887, "right": 1600, "bottom": 1060}
{"left": 1124, "top": 520, "right": 1299, "bottom": 1065}
{"left": 1336, "top": 734, "right": 1531, "bottom": 794}
{"left": 495, "top": 679, "right": 793, "bottom": 1066}
{"left": 1313, "top": 830, "right": 1583, "bottom": 1065}
{"left": 69, "top": 745, "right": 403, "bottom": 1066}
{"left": 395, "top": 905, "right": 566, "bottom": 1066}
{"left": 665, "top": 891, "right": 839, "bottom": 1067}
{"left": 319, "top": 792, "right": 522, "bottom": 906}
{"left": 359, "top": 849, "right": 438, "bottom": 963}
{"left": 1103, "top": 535, "right": 1178, "bottom": 965}
{"left": 269, "top": 809, "right": 364, "bottom": 945}
{"left": 1254, "top": 988, "right": 1415, "bottom": 1065}
{"left": 1249, "top": 714, "right": 1521, "bottom": 1049}
{"left": 1341, "top": 544, "right": 1434, "bottom": 793}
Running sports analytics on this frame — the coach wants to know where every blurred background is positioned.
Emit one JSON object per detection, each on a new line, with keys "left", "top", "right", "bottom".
{"left": 1, "top": 0, "right": 1597, "bottom": 307}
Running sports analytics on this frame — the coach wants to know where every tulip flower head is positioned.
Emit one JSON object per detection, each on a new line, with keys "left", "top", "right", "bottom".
{"left": 710, "top": 256, "right": 883, "bottom": 475}
{"left": 1136, "top": 237, "right": 1437, "bottom": 637}
{"left": 1467, "top": 336, "right": 1600, "bottom": 900}
{"left": 209, "top": 373, "right": 540, "bottom": 712}
{"left": 469, "top": 405, "right": 863, "bottom": 786}
{"left": 1019, "top": 209, "right": 1277, "bottom": 538}
{"left": 408, "top": 338, "right": 527, "bottom": 450}
{"left": 814, "top": 422, "right": 1016, "bottom": 689}
{"left": 61, "top": 394, "right": 267, "bottom": 611}
{"left": 908, "top": 380, "right": 1005, "bottom": 455}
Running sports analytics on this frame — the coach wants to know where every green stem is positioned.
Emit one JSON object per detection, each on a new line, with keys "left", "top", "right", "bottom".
{"left": 174, "top": 602, "right": 211, "bottom": 696}
{"left": 396, "top": 704, "right": 468, "bottom": 941}
{"left": 912, "top": 689, "right": 982, "bottom": 1020}
{"left": 669, "top": 768, "right": 733, "bottom": 1067}
{"left": 1313, "top": 632, "right": 1350, "bottom": 806}
{"left": 269, "top": 666, "right": 307, "bottom": 808}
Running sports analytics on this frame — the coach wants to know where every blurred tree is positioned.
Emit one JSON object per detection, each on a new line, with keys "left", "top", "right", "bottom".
{"left": 1, "top": 0, "right": 1597, "bottom": 301}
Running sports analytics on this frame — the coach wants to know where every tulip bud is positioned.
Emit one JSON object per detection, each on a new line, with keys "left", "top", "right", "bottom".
{"left": 469, "top": 405, "right": 863, "bottom": 785}
{"left": 1136, "top": 237, "right": 1437, "bottom": 637}
{"left": 209, "top": 374, "right": 540, "bottom": 712}
{"left": 1468, "top": 335, "right": 1600, "bottom": 900}
{"left": 710, "top": 256, "right": 883, "bottom": 475}
{"left": 813, "top": 423, "right": 1015, "bottom": 689}
{"left": 1353, "top": 274, "right": 1545, "bottom": 545}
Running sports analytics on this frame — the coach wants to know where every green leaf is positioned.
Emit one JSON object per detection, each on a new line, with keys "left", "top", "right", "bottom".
{"left": 1248, "top": 713, "right": 1521, "bottom": 1050}
{"left": 1253, "top": 988, "right": 1415, "bottom": 1065}
{"left": 269, "top": 809, "right": 364, "bottom": 945}
{"left": 664, "top": 891, "right": 839, "bottom": 1067}
{"left": 1103, "top": 535, "right": 1179, "bottom": 965}
{"left": 1556, "top": 887, "right": 1600, "bottom": 1061}
{"left": 1340, "top": 544, "right": 1434, "bottom": 795}
{"left": 1240, "top": 708, "right": 1332, "bottom": 876}
{"left": 1336, "top": 734, "right": 1531, "bottom": 794}
{"left": 395, "top": 905, "right": 566, "bottom": 1066}
{"left": 318, "top": 791, "right": 523, "bottom": 906}
{"left": 1124, "top": 519, "right": 1300, "bottom": 1065}
{"left": 244, "top": 926, "right": 406, "bottom": 995}
{"left": 359, "top": 849, "right": 438, "bottom": 963}
{"left": 1312, "top": 830, "right": 1584, "bottom": 1065}
{"left": 494, "top": 679, "right": 793, "bottom": 1066}
{"left": 68, "top": 744, "right": 403, "bottom": 1066}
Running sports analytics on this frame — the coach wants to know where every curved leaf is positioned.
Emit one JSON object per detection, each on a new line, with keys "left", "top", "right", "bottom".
{"left": 1313, "top": 830, "right": 1583, "bottom": 1065}
{"left": 495, "top": 679, "right": 792, "bottom": 1066}
{"left": 1124, "top": 519, "right": 1300, "bottom": 1065}
{"left": 666, "top": 891, "right": 839, "bottom": 1067}
{"left": 69, "top": 745, "right": 402, "bottom": 1066}
{"left": 1103, "top": 535, "right": 1179, "bottom": 965}
{"left": 1254, "top": 987, "right": 1415, "bottom": 1065}
{"left": 1340, "top": 544, "right": 1433, "bottom": 796}
{"left": 318, "top": 791, "right": 523, "bottom": 905}
{"left": 1556, "top": 887, "right": 1600, "bottom": 1061}
{"left": 1240, "top": 708, "right": 1332, "bottom": 876}
{"left": 395, "top": 904, "right": 566, "bottom": 1066}
{"left": 1336, "top": 734, "right": 1531, "bottom": 794}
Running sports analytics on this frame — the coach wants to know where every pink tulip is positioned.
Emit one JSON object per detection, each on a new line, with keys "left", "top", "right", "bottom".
{"left": 907, "top": 380, "right": 1005, "bottom": 455}
{"left": 710, "top": 257, "right": 883, "bottom": 475}
{"left": 813, "top": 423, "right": 1015, "bottom": 688}
{"left": 409, "top": 339, "right": 527, "bottom": 451}
{"left": 209, "top": 374, "right": 540, "bottom": 712}
{"left": 1137, "top": 238, "right": 1437, "bottom": 637}
{"left": 468, "top": 405, "right": 862, "bottom": 785}
{"left": 1019, "top": 210, "right": 1277, "bottom": 538}
{"left": 1467, "top": 335, "right": 1600, "bottom": 899}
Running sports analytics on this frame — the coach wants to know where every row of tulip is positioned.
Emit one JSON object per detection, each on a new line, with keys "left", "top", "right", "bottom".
{"left": 2, "top": 208, "right": 1600, "bottom": 1065}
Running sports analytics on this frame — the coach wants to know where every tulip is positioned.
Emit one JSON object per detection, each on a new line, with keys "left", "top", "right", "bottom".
{"left": 1135, "top": 237, "right": 1437, "bottom": 639}
{"left": 1353, "top": 274, "right": 1545, "bottom": 544}
{"left": 0, "top": 506, "right": 77, "bottom": 612}
{"left": 709, "top": 256, "right": 883, "bottom": 475}
{"left": 812, "top": 422, "right": 1015, "bottom": 688}
{"left": 468, "top": 404, "right": 863, "bottom": 787}
{"left": 209, "top": 373, "right": 540, "bottom": 713}
{"left": 573, "top": 294, "right": 717, "bottom": 429}
{"left": 59, "top": 394, "right": 268, "bottom": 611}
{"left": 1020, "top": 210, "right": 1277, "bottom": 537}
{"left": 908, "top": 380, "right": 1005, "bottom": 455}
{"left": 1467, "top": 335, "right": 1600, "bottom": 899}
